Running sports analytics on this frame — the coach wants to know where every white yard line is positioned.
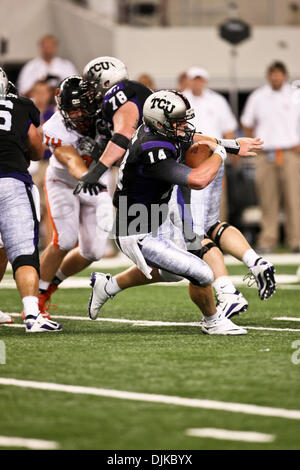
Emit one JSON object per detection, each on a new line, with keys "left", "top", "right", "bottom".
{"left": 0, "top": 377, "right": 299, "bottom": 421}
{"left": 4, "top": 314, "right": 300, "bottom": 333}
{"left": 186, "top": 428, "right": 275, "bottom": 443}
{"left": 0, "top": 436, "right": 59, "bottom": 449}
{"left": 273, "top": 317, "right": 300, "bottom": 322}
{"left": 3, "top": 252, "right": 300, "bottom": 272}
{"left": 1, "top": 274, "right": 299, "bottom": 289}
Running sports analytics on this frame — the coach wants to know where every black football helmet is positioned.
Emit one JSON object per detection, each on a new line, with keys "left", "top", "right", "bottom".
{"left": 55, "top": 75, "right": 98, "bottom": 135}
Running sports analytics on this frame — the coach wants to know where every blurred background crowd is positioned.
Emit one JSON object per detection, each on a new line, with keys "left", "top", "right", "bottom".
{"left": 1, "top": 0, "right": 300, "bottom": 254}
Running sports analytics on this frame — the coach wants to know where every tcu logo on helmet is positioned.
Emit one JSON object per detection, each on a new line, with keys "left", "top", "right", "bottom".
{"left": 87, "top": 61, "right": 116, "bottom": 78}
{"left": 150, "top": 97, "right": 175, "bottom": 114}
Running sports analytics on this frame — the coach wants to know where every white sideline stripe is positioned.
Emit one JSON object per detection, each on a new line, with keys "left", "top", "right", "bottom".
{"left": 6, "top": 313, "right": 300, "bottom": 333}
{"left": 274, "top": 317, "right": 300, "bottom": 322}
{"left": 186, "top": 428, "right": 275, "bottom": 443}
{"left": 0, "top": 377, "right": 300, "bottom": 421}
{"left": 0, "top": 436, "right": 59, "bottom": 449}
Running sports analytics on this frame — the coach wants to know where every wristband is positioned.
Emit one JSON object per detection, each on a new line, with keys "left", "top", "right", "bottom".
{"left": 217, "top": 138, "right": 240, "bottom": 155}
{"left": 214, "top": 145, "right": 227, "bottom": 161}
{"left": 111, "top": 133, "right": 130, "bottom": 150}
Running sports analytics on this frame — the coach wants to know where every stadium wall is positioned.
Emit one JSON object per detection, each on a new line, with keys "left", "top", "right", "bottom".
{"left": 1, "top": 0, "right": 300, "bottom": 89}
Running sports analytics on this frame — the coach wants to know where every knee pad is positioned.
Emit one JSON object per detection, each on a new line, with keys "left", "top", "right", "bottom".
{"left": 188, "top": 241, "right": 217, "bottom": 259}
{"left": 12, "top": 248, "right": 40, "bottom": 278}
{"left": 207, "top": 222, "right": 231, "bottom": 249}
{"left": 158, "top": 269, "right": 183, "bottom": 283}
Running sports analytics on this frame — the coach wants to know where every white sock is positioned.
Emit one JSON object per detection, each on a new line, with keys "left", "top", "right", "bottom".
{"left": 22, "top": 296, "right": 39, "bottom": 319}
{"left": 105, "top": 276, "right": 122, "bottom": 296}
{"left": 242, "top": 249, "right": 260, "bottom": 268}
{"left": 55, "top": 268, "right": 67, "bottom": 282}
{"left": 213, "top": 276, "right": 236, "bottom": 294}
{"left": 39, "top": 279, "right": 50, "bottom": 291}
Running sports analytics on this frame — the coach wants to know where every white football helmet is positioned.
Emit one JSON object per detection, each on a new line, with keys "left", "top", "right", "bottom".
{"left": 0, "top": 67, "right": 8, "bottom": 99}
{"left": 83, "top": 56, "right": 128, "bottom": 97}
{"left": 143, "top": 90, "right": 195, "bottom": 143}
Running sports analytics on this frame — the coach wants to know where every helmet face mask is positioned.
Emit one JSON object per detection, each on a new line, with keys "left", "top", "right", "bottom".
{"left": 0, "top": 67, "right": 8, "bottom": 100}
{"left": 56, "top": 76, "right": 98, "bottom": 134}
{"left": 143, "top": 90, "right": 195, "bottom": 143}
{"left": 83, "top": 56, "right": 128, "bottom": 97}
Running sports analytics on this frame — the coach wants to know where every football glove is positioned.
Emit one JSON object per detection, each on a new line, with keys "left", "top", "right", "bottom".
{"left": 77, "top": 137, "right": 103, "bottom": 162}
{"left": 73, "top": 161, "right": 108, "bottom": 196}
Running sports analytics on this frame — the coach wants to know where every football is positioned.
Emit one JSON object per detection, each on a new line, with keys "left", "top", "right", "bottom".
{"left": 185, "top": 142, "right": 213, "bottom": 168}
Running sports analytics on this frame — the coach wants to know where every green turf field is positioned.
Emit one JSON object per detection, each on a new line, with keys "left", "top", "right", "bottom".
{"left": 0, "top": 265, "right": 300, "bottom": 450}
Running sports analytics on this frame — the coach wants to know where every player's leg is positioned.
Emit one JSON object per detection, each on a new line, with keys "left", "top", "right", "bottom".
{"left": 199, "top": 238, "right": 248, "bottom": 317}
{"left": 0, "top": 179, "right": 61, "bottom": 332}
{"left": 38, "top": 174, "right": 80, "bottom": 316}
{"left": 0, "top": 246, "right": 8, "bottom": 282}
{"left": 0, "top": 244, "right": 13, "bottom": 324}
{"left": 139, "top": 231, "right": 246, "bottom": 334}
{"left": 177, "top": 179, "right": 248, "bottom": 316}
{"left": 40, "top": 191, "right": 114, "bottom": 310}
{"left": 208, "top": 221, "right": 276, "bottom": 300}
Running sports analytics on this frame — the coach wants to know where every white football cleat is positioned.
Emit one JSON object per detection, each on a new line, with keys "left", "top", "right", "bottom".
{"left": 88, "top": 272, "right": 113, "bottom": 320}
{"left": 0, "top": 311, "right": 14, "bottom": 324}
{"left": 247, "top": 258, "right": 276, "bottom": 300}
{"left": 25, "top": 314, "right": 62, "bottom": 333}
{"left": 200, "top": 314, "right": 247, "bottom": 336}
{"left": 216, "top": 290, "right": 248, "bottom": 319}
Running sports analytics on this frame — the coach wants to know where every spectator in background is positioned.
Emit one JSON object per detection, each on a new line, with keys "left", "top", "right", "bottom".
{"left": 241, "top": 61, "right": 300, "bottom": 253}
{"left": 17, "top": 34, "right": 77, "bottom": 97}
{"left": 137, "top": 73, "right": 156, "bottom": 90}
{"left": 183, "top": 66, "right": 238, "bottom": 220}
{"left": 28, "top": 80, "right": 56, "bottom": 248}
{"left": 177, "top": 71, "right": 189, "bottom": 92}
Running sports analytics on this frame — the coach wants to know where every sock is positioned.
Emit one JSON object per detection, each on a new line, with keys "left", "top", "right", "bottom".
{"left": 22, "top": 296, "right": 39, "bottom": 319}
{"left": 203, "top": 311, "right": 219, "bottom": 323}
{"left": 105, "top": 276, "right": 122, "bottom": 296}
{"left": 39, "top": 279, "right": 50, "bottom": 294}
{"left": 51, "top": 269, "right": 67, "bottom": 286}
{"left": 242, "top": 249, "right": 260, "bottom": 268}
{"left": 213, "top": 276, "right": 236, "bottom": 294}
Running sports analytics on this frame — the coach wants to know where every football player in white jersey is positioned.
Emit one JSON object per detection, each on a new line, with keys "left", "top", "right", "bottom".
{"left": 25, "top": 76, "right": 114, "bottom": 318}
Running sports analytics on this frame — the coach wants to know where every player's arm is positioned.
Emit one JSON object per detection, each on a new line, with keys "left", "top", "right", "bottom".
{"left": 25, "top": 124, "right": 44, "bottom": 161}
{"left": 193, "top": 132, "right": 263, "bottom": 156}
{"left": 54, "top": 145, "right": 89, "bottom": 180}
{"left": 143, "top": 142, "right": 226, "bottom": 191}
{"left": 73, "top": 101, "right": 139, "bottom": 195}
{"left": 99, "top": 101, "right": 139, "bottom": 167}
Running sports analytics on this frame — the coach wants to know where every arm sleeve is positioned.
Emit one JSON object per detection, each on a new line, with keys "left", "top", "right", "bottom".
{"left": 142, "top": 158, "right": 192, "bottom": 186}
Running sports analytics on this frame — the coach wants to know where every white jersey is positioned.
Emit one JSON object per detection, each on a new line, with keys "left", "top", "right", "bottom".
{"left": 42, "top": 111, "right": 109, "bottom": 187}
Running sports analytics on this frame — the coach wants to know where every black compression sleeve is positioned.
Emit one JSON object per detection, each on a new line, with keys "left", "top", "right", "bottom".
{"left": 142, "top": 159, "right": 192, "bottom": 186}
{"left": 111, "top": 133, "right": 130, "bottom": 150}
